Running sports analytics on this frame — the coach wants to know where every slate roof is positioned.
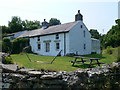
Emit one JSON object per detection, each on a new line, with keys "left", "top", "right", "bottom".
{"left": 18, "top": 21, "right": 78, "bottom": 38}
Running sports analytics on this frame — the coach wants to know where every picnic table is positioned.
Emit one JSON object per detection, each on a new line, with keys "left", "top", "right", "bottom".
{"left": 70, "top": 56, "right": 104, "bottom": 67}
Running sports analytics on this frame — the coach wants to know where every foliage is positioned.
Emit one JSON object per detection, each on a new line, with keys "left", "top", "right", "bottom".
{"left": 2, "top": 37, "right": 12, "bottom": 53}
{"left": 106, "top": 46, "right": 113, "bottom": 55}
{"left": 1, "top": 25, "right": 11, "bottom": 34}
{"left": 8, "top": 16, "right": 23, "bottom": 33}
{"left": 22, "top": 20, "right": 41, "bottom": 30}
{"left": 49, "top": 18, "right": 61, "bottom": 26}
{"left": 2, "top": 16, "right": 41, "bottom": 34}
{"left": 89, "top": 29, "right": 101, "bottom": 39}
{"left": 2, "top": 16, "right": 62, "bottom": 34}
{"left": 12, "top": 38, "right": 29, "bottom": 54}
{"left": 102, "top": 19, "right": 120, "bottom": 48}
{"left": 3, "top": 56, "right": 13, "bottom": 64}
{"left": 117, "top": 47, "right": 120, "bottom": 62}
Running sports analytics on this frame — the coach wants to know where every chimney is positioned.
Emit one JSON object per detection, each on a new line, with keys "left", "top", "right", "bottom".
{"left": 42, "top": 19, "right": 49, "bottom": 29}
{"left": 75, "top": 10, "right": 83, "bottom": 21}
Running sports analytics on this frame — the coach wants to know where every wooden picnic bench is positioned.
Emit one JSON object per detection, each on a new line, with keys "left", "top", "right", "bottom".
{"left": 70, "top": 56, "right": 104, "bottom": 67}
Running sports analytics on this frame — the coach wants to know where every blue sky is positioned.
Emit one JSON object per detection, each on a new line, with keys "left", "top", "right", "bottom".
{"left": 0, "top": 0, "right": 119, "bottom": 34}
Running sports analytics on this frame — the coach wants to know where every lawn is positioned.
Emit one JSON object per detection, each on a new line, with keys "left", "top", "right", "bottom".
{"left": 11, "top": 52, "right": 117, "bottom": 72}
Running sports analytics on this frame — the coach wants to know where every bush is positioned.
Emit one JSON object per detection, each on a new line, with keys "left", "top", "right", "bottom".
{"left": 12, "top": 38, "right": 29, "bottom": 54}
{"left": 91, "top": 52, "right": 97, "bottom": 54}
{"left": 66, "top": 53, "right": 76, "bottom": 57}
{"left": 117, "top": 47, "right": 120, "bottom": 62}
{"left": 106, "top": 46, "right": 113, "bottom": 55}
{"left": 2, "top": 37, "right": 12, "bottom": 53}
{"left": 2, "top": 56, "right": 13, "bottom": 64}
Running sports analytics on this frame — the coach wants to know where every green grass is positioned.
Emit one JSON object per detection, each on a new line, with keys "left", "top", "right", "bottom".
{"left": 11, "top": 53, "right": 77, "bottom": 71}
{"left": 11, "top": 51, "right": 117, "bottom": 72}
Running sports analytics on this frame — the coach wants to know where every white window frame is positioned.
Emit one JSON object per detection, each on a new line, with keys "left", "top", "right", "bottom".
{"left": 83, "top": 30, "right": 85, "bottom": 37}
{"left": 84, "top": 44, "right": 86, "bottom": 49}
{"left": 56, "top": 34, "right": 59, "bottom": 39}
{"left": 56, "top": 42, "right": 60, "bottom": 51}
{"left": 45, "top": 42, "right": 50, "bottom": 52}
{"left": 38, "top": 43, "right": 41, "bottom": 50}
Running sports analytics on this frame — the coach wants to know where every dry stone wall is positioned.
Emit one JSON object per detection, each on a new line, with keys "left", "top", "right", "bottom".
{"left": 1, "top": 62, "right": 120, "bottom": 89}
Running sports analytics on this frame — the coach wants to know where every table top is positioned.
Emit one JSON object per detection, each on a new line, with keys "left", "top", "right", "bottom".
{"left": 73, "top": 56, "right": 101, "bottom": 60}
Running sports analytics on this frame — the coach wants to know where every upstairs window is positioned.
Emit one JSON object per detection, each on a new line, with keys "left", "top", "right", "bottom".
{"left": 84, "top": 44, "right": 86, "bottom": 49}
{"left": 81, "top": 25, "right": 83, "bottom": 28}
{"left": 38, "top": 43, "right": 41, "bottom": 50}
{"left": 83, "top": 30, "right": 85, "bottom": 37}
{"left": 38, "top": 37, "right": 40, "bottom": 41}
{"left": 56, "top": 43, "right": 60, "bottom": 50}
{"left": 56, "top": 34, "right": 59, "bottom": 39}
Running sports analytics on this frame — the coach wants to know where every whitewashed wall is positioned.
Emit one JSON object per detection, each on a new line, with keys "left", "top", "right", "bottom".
{"left": 69, "top": 21, "right": 91, "bottom": 55}
{"left": 30, "top": 33, "right": 69, "bottom": 56}
{"left": 29, "top": 21, "right": 93, "bottom": 56}
{"left": 91, "top": 38, "right": 100, "bottom": 54}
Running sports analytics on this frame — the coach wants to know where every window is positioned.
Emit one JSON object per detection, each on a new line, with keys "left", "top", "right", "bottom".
{"left": 84, "top": 44, "right": 86, "bottom": 49}
{"left": 38, "top": 43, "right": 41, "bottom": 50}
{"left": 83, "top": 30, "right": 85, "bottom": 37}
{"left": 38, "top": 37, "right": 40, "bottom": 41}
{"left": 56, "top": 34, "right": 59, "bottom": 39}
{"left": 56, "top": 43, "right": 60, "bottom": 50}
{"left": 81, "top": 25, "right": 83, "bottom": 28}
{"left": 45, "top": 42, "right": 50, "bottom": 52}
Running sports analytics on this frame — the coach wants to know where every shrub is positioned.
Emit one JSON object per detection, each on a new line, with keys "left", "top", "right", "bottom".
{"left": 12, "top": 38, "right": 29, "bottom": 54}
{"left": 91, "top": 52, "right": 97, "bottom": 54}
{"left": 66, "top": 53, "right": 76, "bottom": 57}
{"left": 2, "top": 37, "right": 12, "bottom": 53}
{"left": 117, "top": 47, "right": 120, "bottom": 62}
{"left": 2, "top": 56, "right": 13, "bottom": 64}
{"left": 106, "top": 46, "right": 113, "bottom": 55}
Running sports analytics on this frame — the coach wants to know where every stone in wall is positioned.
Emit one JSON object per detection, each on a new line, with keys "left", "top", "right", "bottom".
{"left": 1, "top": 62, "right": 120, "bottom": 89}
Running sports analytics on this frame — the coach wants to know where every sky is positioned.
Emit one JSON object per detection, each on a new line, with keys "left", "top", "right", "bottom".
{"left": 0, "top": 0, "right": 119, "bottom": 34}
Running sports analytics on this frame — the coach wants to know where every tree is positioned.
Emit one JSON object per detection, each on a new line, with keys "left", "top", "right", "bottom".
{"left": 22, "top": 20, "right": 41, "bottom": 30}
{"left": 102, "top": 19, "right": 120, "bottom": 48}
{"left": 12, "top": 38, "right": 29, "bottom": 54}
{"left": 2, "top": 37, "right": 12, "bottom": 53}
{"left": 89, "top": 29, "right": 101, "bottom": 39}
{"left": 49, "top": 18, "right": 61, "bottom": 26}
{"left": 8, "top": 16, "right": 23, "bottom": 33}
{"left": 1, "top": 25, "right": 11, "bottom": 34}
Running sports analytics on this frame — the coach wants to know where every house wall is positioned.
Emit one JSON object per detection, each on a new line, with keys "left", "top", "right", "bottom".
{"left": 30, "top": 33, "right": 69, "bottom": 56}
{"left": 91, "top": 38, "right": 100, "bottom": 54}
{"left": 69, "top": 21, "right": 91, "bottom": 55}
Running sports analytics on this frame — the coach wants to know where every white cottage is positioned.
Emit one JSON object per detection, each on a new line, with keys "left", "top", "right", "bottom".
{"left": 19, "top": 10, "right": 100, "bottom": 56}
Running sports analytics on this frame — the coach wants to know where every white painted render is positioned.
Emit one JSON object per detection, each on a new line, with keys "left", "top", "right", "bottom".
{"left": 91, "top": 38, "right": 100, "bottom": 54}
{"left": 69, "top": 21, "right": 91, "bottom": 55}
{"left": 30, "top": 33, "right": 68, "bottom": 56}
{"left": 29, "top": 20, "right": 93, "bottom": 56}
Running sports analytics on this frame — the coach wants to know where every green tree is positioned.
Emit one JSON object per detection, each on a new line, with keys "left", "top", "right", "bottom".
{"left": 12, "top": 38, "right": 29, "bottom": 54}
{"left": 22, "top": 20, "right": 41, "bottom": 30}
{"left": 1, "top": 25, "right": 11, "bottom": 34}
{"left": 102, "top": 19, "right": 120, "bottom": 48}
{"left": 89, "top": 29, "right": 101, "bottom": 39}
{"left": 8, "top": 16, "right": 23, "bottom": 33}
{"left": 2, "top": 37, "right": 12, "bottom": 53}
{"left": 49, "top": 18, "right": 61, "bottom": 26}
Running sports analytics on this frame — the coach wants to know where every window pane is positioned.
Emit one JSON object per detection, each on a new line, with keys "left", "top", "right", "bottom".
{"left": 83, "top": 31, "right": 85, "bottom": 37}
{"left": 38, "top": 44, "right": 41, "bottom": 50}
{"left": 38, "top": 37, "right": 40, "bottom": 41}
{"left": 56, "top": 34, "right": 59, "bottom": 39}
{"left": 46, "top": 43, "right": 50, "bottom": 52}
{"left": 56, "top": 43, "right": 60, "bottom": 50}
